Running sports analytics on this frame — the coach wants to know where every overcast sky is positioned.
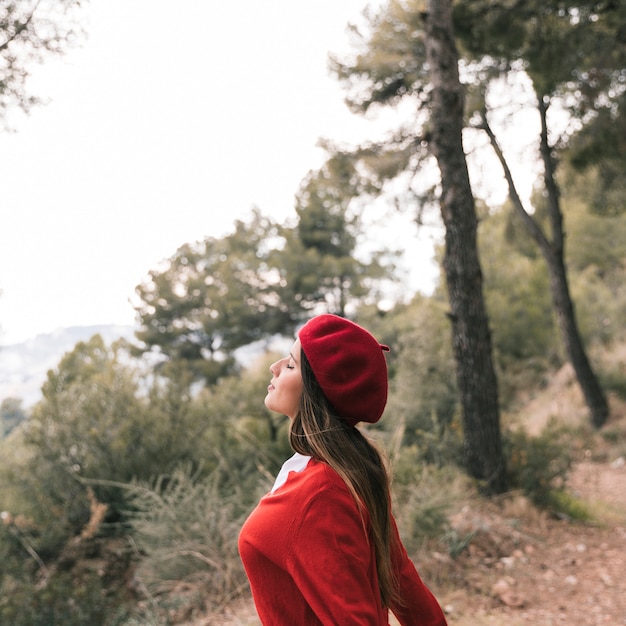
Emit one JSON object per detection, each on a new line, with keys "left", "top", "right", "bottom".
{"left": 0, "top": 1, "right": 542, "bottom": 347}
{"left": 0, "top": 0, "right": 447, "bottom": 345}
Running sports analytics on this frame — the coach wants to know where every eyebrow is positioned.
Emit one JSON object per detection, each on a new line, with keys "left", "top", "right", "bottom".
{"left": 289, "top": 351, "right": 298, "bottom": 363}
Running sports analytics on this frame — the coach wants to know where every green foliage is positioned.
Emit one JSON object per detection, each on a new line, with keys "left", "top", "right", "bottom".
{"left": 0, "top": 0, "right": 88, "bottom": 129}
{"left": 564, "top": 199, "right": 626, "bottom": 347}
{"left": 599, "top": 367, "right": 626, "bottom": 401}
{"left": 23, "top": 336, "right": 150, "bottom": 536}
{"left": 327, "top": 0, "right": 438, "bottom": 213}
{"left": 329, "top": 0, "right": 430, "bottom": 114}
{"left": 329, "top": 0, "right": 621, "bottom": 434}
{"left": 0, "top": 515, "right": 129, "bottom": 626}
{"left": 2, "top": 330, "right": 294, "bottom": 556}
{"left": 35, "top": 339, "right": 143, "bottom": 476}
{"left": 0, "top": 566, "right": 128, "bottom": 626}
{"left": 565, "top": 193, "right": 626, "bottom": 275}
{"left": 473, "top": 180, "right": 626, "bottom": 403}
{"left": 125, "top": 465, "right": 250, "bottom": 619}
{"left": 441, "top": 528, "right": 476, "bottom": 560}
{"left": 1, "top": 416, "right": 92, "bottom": 558}
{"left": 385, "top": 296, "right": 459, "bottom": 444}
{"left": 570, "top": 266, "right": 625, "bottom": 347}
{"left": 391, "top": 450, "right": 465, "bottom": 553}
{"left": 0, "top": 334, "right": 297, "bottom": 624}
{"left": 546, "top": 490, "right": 594, "bottom": 523}
{"left": 329, "top": 0, "right": 626, "bottom": 225}
{"left": 504, "top": 422, "right": 573, "bottom": 510}
{"left": 191, "top": 352, "right": 293, "bottom": 501}
{"left": 280, "top": 151, "right": 396, "bottom": 318}
{"left": 4, "top": 454, "right": 91, "bottom": 558}
{"left": 132, "top": 172, "right": 401, "bottom": 376}
{"left": 480, "top": 209, "right": 557, "bottom": 363}
{"left": 133, "top": 209, "right": 291, "bottom": 382}
{"left": 455, "top": 0, "right": 626, "bottom": 106}
{"left": 0, "top": 519, "right": 38, "bottom": 583}
{"left": 0, "top": 397, "right": 27, "bottom": 437}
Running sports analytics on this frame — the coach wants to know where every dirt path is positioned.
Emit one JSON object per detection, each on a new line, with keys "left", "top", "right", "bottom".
{"left": 433, "top": 459, "right": 626, "bottom": 626}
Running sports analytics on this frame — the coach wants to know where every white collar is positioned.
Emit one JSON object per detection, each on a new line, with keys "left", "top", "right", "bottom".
{"left": 271, "top": 452, "right": 311, "bottom": 493}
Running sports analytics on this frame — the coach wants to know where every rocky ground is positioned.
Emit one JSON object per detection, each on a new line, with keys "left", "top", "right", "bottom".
{"left": 431, "top": 457, "right": 626, "bottom": 625}
{"left": 424, "top": 371, "right": 626, "bottom": 625}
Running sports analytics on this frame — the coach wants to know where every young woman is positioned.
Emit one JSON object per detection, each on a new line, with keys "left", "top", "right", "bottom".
{"left": 239, "top": 314, "right": 447, "bottom": 625}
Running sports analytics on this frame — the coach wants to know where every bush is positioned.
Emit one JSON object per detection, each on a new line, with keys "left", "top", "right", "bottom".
{"left": 386, "top": 296, "right": 459, "bottom": 442}
{"left": 124, "top": 464, "right": 250, "bottom": 621}
{"left": 479, "top": 210, "right": 558, "bottom": 366}
{"left": 504, "top": 421, "right": 573, "bottom": 510}
{"left": 547, "top": 490, "right": 594, "bottom": 522}
{"left": 596, "top": 347, "right": 626, "bottom": 401}
{"left": 0, "top": 427, "right": 91, "bottom": 560}
{"left": 0, "top": 569, "right": 129, "bottom": 626}
{"left": 390, "top": 446, "right": 465, "bottom": 553}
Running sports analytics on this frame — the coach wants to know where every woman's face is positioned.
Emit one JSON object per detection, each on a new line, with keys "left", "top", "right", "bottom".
{"left": 265, "top": 338, "right": 303, "bottom": 420}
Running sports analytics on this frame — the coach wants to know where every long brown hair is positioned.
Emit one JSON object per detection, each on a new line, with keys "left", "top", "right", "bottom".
{"left": 290, "top": 349, "right": 402, "bottom": 609}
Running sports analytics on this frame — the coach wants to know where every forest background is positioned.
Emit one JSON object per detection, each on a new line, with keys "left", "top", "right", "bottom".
{"left": 1, "top": 0, "right": 625, "bottom": 624}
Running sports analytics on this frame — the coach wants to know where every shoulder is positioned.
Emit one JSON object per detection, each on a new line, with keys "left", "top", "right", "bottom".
{"left": 271, "top": 457, "right": 360, "bottom": 517}
{"left": 260, "top": 457, "right": 365, "bottom": 530}
{"left": 295, "top": 460, "right": 368, "bottom": 531}
{"left": 300, "top": 458, "right": 354, "bottom": 500}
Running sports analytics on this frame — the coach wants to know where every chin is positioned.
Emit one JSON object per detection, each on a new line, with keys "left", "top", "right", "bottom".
{"left": 264, "top": 396, "right": 280, "bottom": 415}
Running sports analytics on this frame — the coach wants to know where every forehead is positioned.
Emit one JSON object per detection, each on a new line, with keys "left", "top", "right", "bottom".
{"left": 290, "top": 338, "right": 301, "bottom": 357}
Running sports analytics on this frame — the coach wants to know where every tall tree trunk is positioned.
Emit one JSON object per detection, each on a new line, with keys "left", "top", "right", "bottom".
{"left": 547, "top": 247, "right": 608, "bottom": 428}
{"left": 424, "top": 0, "right": 507, "bottom": 494}
{"left": 537, "top": 97, "right": 610, "bottom": 429}
{"left": 480, "top": 97, "right": 609, "bottom": 429}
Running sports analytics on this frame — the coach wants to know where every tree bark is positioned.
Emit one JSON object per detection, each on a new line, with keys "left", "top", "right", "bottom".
{"left": 480, "top": 97, "right": 609, "bottom": 429}
{"left": 537, "top": 96, "right": 610, "bottom": 429}
{"left": 424, "top": 0, "right": 507, "bottom": 494}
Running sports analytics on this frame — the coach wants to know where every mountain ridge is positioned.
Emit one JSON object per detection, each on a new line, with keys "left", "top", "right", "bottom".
{"left": 0, "top": 324, "right": 136, "bottom": 407}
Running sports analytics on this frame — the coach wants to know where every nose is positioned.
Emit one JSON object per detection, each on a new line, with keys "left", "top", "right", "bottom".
{"left": 269, "top": 360, "right": 279, "bottom": 376}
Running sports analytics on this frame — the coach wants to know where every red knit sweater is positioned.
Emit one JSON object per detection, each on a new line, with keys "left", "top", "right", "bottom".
{"left": 238, "top": 454, "right": 447, "bottom": 625}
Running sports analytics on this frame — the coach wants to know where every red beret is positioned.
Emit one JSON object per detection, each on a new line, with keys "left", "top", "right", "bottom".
{"left": 298, "top": 314, "right": 390, "bottom": 426}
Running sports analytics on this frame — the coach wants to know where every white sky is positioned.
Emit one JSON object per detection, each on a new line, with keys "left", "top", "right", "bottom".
{"left": 0, "top": 1, "right": 538, "bottom": 347}
{"left": 0, "top": 0, "right": 441, "bottom": 345}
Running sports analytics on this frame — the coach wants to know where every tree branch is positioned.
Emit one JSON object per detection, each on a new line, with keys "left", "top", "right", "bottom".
{"left": 478, "top": 107, "right": 551, "bottom": 254}
{"left": 537, "top": 94, "right": 565, "bottom": 255}
{"left": 0, "top": 1, "right": 41, "bottom": 52}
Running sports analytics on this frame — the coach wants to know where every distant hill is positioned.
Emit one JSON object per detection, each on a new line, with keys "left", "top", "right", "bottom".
{"left": 0, "top": 325, "right": 136, "bottom": 407}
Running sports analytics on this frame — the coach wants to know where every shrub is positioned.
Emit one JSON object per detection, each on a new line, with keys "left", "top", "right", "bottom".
{"left": 547, "top": 490, "right": 594, "bottom": 522}
{"left": 386, "top": 297, "right": 459, "bottom": 442}
{"left": 390, "top": 446, "right": 465, "bottom": 553}
{"left": 597, "top": 357, "right": 626, "bottom": 401}
{"left": 0, "top": 569, "right": 129, "bottom": 626}
{"left": 124, "top": 464, "right": 250, "bottom": 621}
{"left": 504, "top": 421, "right": 573, "bottom": 510}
